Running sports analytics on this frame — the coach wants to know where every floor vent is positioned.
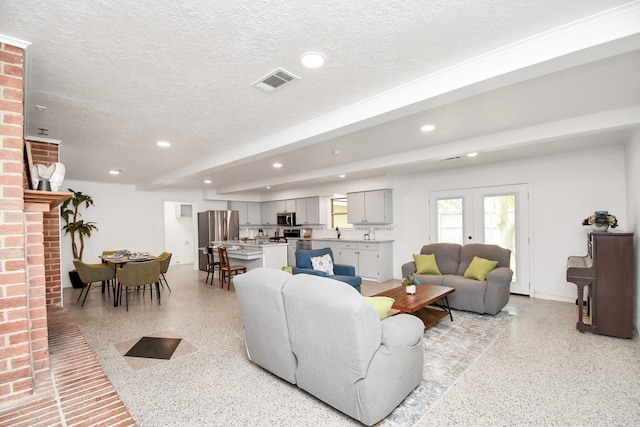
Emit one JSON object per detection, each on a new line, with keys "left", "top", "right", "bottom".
{"left": 251, "top": 68, "right": 300, "bottom": 92}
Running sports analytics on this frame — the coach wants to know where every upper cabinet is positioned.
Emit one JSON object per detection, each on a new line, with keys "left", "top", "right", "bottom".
{"left": 276, "top": 199, "right": 296, "bottom": 213}
{"left": 295, "top": 197, "right": 320, "bottom": 225}
{"left": 347, "top": 189, "right": 393, "bottom": 224}
{"left": 230, "top": 201, "right": 262, "bottom": 225}
{"left": 261, "top": 201, "right": 277, "bottom": 225}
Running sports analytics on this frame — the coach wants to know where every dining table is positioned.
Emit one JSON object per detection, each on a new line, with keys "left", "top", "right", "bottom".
{"left": 100, "top": 253, "right": 159, "bottom": 307}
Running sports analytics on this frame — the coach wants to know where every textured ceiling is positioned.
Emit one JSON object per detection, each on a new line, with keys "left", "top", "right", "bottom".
{"left": 1, "top": 0, "right": 639, "bottom": 196}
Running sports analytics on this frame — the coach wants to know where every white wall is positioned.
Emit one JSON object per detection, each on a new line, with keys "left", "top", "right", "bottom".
{"left": 624, "top": 136, "right": 640, "bottom": 332}
{"left": 60, "top": 145, "right": 629, "bottom": 305}
{"left": 60, "top": 180, "right": 228, "bottom": 287}
{"left": 392, "top": 146, "right": 627, "bottom": 302}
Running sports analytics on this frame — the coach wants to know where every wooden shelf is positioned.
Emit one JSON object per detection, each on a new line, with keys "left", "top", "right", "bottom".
{"left": 24, "top": 189, "right": 73, "bottom": 210}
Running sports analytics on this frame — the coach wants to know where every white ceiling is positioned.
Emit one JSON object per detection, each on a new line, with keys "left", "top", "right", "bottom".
{"left": 2, "top": 1, "right": 640, "bottom": 197}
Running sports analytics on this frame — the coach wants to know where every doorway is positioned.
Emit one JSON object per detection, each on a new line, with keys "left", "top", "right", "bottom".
{"left": 163, "top": 201, "right": 195, "bottom": 266}
{"left": 428, "top": 184, "right": 530, "bottom": 295}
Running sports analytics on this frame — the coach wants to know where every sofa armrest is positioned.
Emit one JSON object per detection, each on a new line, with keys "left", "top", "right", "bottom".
{"left": 401, "top": 261, "right": 417, "bottom": 278}
{"left": 379, "top": 314, "right": 424, "bottom": 351}
{"left": 291, "top": 267, "right": 328, "bottom": 277}
{"left": 357, "top": 313, "right": 424, "bottom": 425}
{"left": 484, "top": 267, "right": 513, "bottom": 315}
{"left": 333, "top": 263, "right": 356, "bottom": 276}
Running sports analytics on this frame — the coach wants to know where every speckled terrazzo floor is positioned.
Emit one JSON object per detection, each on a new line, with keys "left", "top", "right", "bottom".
{"left": 64, "top": 265, "right": 640, "bottom": 426}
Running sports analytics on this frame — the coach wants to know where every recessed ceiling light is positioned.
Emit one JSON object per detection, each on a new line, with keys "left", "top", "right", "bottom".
{"left": 332, "top": 149, "right": 340, "bottom": 155}
{"left": 266, "top": 186, "right": 271, "bottom": 189}
{"left": 109, "top": 169, "right": 122, "bottom": 175}
{"left": 273, "top": 163, "right": 282, "bottom": 168}
{"left": 467, "top": 152, "right": 478, "bottom": 157}
{"left": 204, "top": 179, "right": 212, "bottom": 184}
{"left": 300, "top": 52, "right": 325, "bottom": 69}
{"left": 157, "top": 141, "right": 171, "bottom": 147}
{"left": 339, "top": 174, "right": 346, "bottom": 178}
{"left": 421, "top": 124, "right": 436, "bottom": 132}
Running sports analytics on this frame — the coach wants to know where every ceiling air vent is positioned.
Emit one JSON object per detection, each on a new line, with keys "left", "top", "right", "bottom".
{"left": 251, "top": 68, "right": 300, "bottom": 92}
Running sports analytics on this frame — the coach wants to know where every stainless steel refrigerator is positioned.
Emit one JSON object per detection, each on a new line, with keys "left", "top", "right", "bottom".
{"left": 197, "top": 210, "right": 240, "bottom": 270}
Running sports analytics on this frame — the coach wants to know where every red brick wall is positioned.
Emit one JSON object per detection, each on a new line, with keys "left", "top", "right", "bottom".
{"left": 29, "top": 142, "right": 62, "bottom": 305}
{"left": 0, "top": 41, "right": 38, "bottom": 401}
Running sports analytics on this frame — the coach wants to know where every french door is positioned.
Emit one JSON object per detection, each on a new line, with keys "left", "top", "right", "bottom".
{"left": 428, "top": 184, "right": 530, "bottom": 295}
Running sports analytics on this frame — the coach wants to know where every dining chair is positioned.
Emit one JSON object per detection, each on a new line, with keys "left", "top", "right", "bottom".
{"left": 157, "top": 252, "right": 172, "bottom": 292}
{"left": 117, "top": 259, "right": 161, "bottom": 311}
{"left": 206, "top": 246, "right": 220, "bottom": 285}
{"left": 73, "top": 259, "right": 116, "bottom": 307}
{"left": 217, "top": 247, "right": 247, "bottom": 290}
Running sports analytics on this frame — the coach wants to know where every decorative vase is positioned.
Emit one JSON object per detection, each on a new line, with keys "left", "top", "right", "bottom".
{"left": 591, "top": 223, "right": 609, "bottom": 232}
{"left": 405, "top": 284, "right": 416, "bottom": 295}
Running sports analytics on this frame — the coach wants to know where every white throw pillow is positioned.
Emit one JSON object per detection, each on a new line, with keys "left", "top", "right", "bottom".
{"left": 310, "top": 254, "right": 334, "bottom": 275}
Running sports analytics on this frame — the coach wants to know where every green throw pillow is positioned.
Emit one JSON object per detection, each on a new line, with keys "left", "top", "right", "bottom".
{"left": 464, "top": 256, "right": 499, "bottom": 281}
{"left": 364, "top": 296, "right": 395, "bottom": 320}
{"left": 413, "top": 253, "right": 441, "bottom": 275}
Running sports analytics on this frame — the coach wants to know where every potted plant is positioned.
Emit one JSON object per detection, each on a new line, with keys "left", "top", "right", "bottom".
{"left": 402, "top": 276, "right": 419, "bottom": 295}
{"left": 61, "top": 188, "right": 98, "bottom": 288}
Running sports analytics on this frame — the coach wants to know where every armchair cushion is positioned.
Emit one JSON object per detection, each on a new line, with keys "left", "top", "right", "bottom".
{"left": 310, "top": 253, "right": 334, "bottom": 275}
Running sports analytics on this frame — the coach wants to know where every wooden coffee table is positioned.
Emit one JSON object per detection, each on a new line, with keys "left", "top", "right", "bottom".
{"left": 374, "top": 283, "right": 455, "bottom": 329}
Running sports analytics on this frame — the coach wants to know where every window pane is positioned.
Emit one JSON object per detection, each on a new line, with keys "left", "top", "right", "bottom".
{"left": 484, "top": 195, "right": 516, "bottom": 280}
{"left": 332, "top": 198, "right": 352, "bottom": 229}
{"left": 437, "top": 198, "right": 463, "bottom": 244}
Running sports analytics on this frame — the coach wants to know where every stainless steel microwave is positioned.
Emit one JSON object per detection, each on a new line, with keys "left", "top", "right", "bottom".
{"left": 277, "top": 212, "right": 296, "bottom": 226}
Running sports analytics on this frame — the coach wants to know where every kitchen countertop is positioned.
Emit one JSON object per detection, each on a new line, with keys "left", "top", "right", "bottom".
{"left": 309, "top": 238, "right": 394, "bottom": 243}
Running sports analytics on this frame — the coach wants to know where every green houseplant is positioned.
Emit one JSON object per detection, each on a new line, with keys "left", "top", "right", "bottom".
{"left": 61, "top": 189, "right": 98, "bottom": 288}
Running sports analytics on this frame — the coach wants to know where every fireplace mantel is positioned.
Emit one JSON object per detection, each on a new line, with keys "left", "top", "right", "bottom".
{"left": 24, "top": 189, "right": 73, "bottom": 211}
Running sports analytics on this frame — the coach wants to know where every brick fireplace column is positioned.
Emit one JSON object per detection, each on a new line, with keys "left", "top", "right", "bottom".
{"left": 0, "top": 40, "right": 72, "bottom": 403}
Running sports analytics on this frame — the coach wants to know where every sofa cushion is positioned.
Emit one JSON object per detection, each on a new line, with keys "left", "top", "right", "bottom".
{"left": 442, "top": 275, "right": 488, "bottom": 313}
{"left": 413, "top": 253, "right": 441, "bottom": 275}
{"left": 234, "top": 268, "right": 298, "bottom": 384}
{"left": 420, "top": 243, "right": 461, "bottom": 275}
{"left": 411, "top": 274, "right": 446, "bottom": 286}
{"left": 364, "top": 296, "right": 395, "bottom": 320}
{"left": 463, "top": 256, "right": 499, "bottom": 281}
{"left": 311, "top": 253, "right": 334, "bottom": 275}
{"left": 283, "top": 274, "right": 381, "bottom": 420}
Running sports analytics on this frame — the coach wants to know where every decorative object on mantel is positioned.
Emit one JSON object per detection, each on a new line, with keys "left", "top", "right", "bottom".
{"left": 30, "top": 162, "right": 66, "bottom": 192}
{"left": 582, "top": 211, "right": 618, "bottom": 232}
{"left": 402, "top": 276, "right": 419, "bottom": 294}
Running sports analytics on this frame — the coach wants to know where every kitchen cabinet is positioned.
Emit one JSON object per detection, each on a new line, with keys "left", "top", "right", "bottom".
{"left": 295, "top": 197, "right": 320, "bottom": 225}
{"left": 340, "top": 242, "right": 392, "bottom": 282}
{"left": 311, "top": 240, "right": 343, "bottom": 263}
{"left": 276, "top": 199, "right": 296, "bottom": 213}
{"left": 286, "top": 240, "right": 297, "bottom": 266}
{"left": 261, "top": 201, "right": 277, "bottom": 225}
{"left": 230, "top": 201, "right": 262, "bottom": 225}
{"left": 347, "top": 189, "right": 393, "bottom": 224}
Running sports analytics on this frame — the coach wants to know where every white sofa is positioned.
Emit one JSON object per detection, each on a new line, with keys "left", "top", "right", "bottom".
{"left": 234, "top": 268, "right": 424, "bottom": 426}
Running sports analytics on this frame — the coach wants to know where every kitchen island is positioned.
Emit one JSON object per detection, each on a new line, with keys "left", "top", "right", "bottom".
{"left": 205, "top": 241, "right": 288, "bottom": 271}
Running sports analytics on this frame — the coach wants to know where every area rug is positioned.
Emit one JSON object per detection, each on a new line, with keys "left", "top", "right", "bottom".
{"left": 114, "top": 330, "right": 198, "bottom": 370}
{"left": 381, "top": 310, "right": 515, "bottom": 426}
